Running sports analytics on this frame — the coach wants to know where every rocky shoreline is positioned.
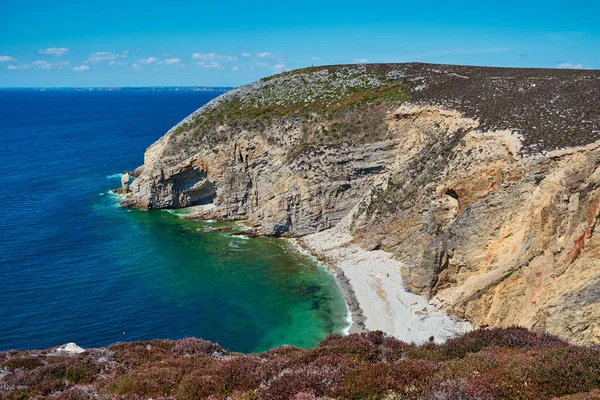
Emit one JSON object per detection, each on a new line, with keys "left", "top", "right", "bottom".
{"left": 288, "top": 237, "right": 367, "bottom": 335}
{"left": 295, "top": 227, "right": 471, "bottom": 344}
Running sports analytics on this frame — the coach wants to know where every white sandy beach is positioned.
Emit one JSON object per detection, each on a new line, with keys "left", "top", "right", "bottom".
{"left": 298, "top": 227, "right": 472, "bottom": 344}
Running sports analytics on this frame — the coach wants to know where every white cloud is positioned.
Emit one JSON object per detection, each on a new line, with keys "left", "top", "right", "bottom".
{"left": 192, "top": 52, "right": 237, "bottom": 61}
{"left": 139, "top": 56, "right": 158, "bottom": 64}
{"left": 312, "top": 56, "right": 320, "bottom": 61}
{"left": 87, "top": 51, "right": 129, "bottom": 63}
{"left": 32, "top": 60, "right": 53, "bottom": 69}
{"left": 243, "top": 52, "right": 285, "bottom": 63}
{"left": 274, "top": 63, "right": 286, "bottom": 70}
{"left": 353, "top": 58, "right": 369, "bottom": 63}
{"left": 556, "top": 62, "right": 583, "bottom": 69}
{"left": 254, "top": 61, "right": 268, "bottom": 67}
{"left": 73, "top": 65, "right": 90, "bottom": 71}
{"left": 7, "top": 64, "right": 30, "bottom": 70}
{"left": 131, "top": 63, "right": 140, "bottom": 70}
{"left": 162, "top": 58, "right": 181, "bottom": 64}
{"left": 196, "top": 61, "right": 223, "bottom": 69}
{"left": 39, "top": 47, "right": 69, "bottom": 56}
{"left": 0, "top": 55, "right": 15, "bottom": 62}
{"left": 6, "top": 60, "right": 69, "bottom": 70}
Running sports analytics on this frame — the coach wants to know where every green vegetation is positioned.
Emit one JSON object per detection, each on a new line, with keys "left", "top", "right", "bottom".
{"left": 164, "top": 62, "right": 600, "bottom": 160}
{"left": 167, "top": 66, "right": 411, "bottom": 158}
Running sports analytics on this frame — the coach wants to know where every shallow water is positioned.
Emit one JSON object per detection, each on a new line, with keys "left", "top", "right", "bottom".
{"left": 0, "top": 90, "right": 348, "bottom": 353}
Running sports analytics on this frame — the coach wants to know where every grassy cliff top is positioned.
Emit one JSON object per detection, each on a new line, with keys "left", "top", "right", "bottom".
{"left": 2, "top": 328, "right": 600, "bottom": 399}
{"left": 169, "top": 63, "right": 600, "bottom": 157}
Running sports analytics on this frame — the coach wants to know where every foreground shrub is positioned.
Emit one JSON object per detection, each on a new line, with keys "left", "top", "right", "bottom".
{"left": 176, "top": 371, "right": 226, "bottom": 400}
{"left": 172, "top": 337, "right": 224, "bottom": 357}
{"left": 423, "top": 379, "right": 496, "bottom": 400}
{"left": 3, "top": 356, "right": 44, "bottom": 371}
{"left": 524, "top": 347, "right": 600, "bottom": 397}
{"left": 259, "top": 365, "right": 342, "bottom": 400}
{"left": 407, "top": 326, "right": 568, "bottom": 361}
{"left": 342, "top": 360, "right": 437, "bottom": 399}
{"left": 108, "top": 340, "right": 175, "bottom": 369}
{"left": 0, "top": 328, "right": 599, "bottom": 399}
{"left": 102, "top": 366, "right": 184, "bottom": 397}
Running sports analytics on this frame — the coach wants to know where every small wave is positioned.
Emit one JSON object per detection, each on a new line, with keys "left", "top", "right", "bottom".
{"left": 231, "top": 234, "right": 250, "bottom": 240}
{"left": 106, "top": 173, "right": 122, "bottom": 179}
{"left": 342, "top": 304, "right": 353, "bottom": 336}
{"left": 106, "top": 190, "right": 126, "bottom": 207}
{"left": 162, "top": 209, "right": 193, "bottom": 219}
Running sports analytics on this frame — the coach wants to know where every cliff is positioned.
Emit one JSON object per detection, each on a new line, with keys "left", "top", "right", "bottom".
{"left": 120, "top": 63, "right": 600, "bottom": 345}
{"left": 2, "top": 328, "right": 600, "bottom": 399}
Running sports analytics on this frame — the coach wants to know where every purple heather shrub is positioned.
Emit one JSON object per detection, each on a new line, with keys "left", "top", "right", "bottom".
{"left": 45, "top": 385, "right": 98, "bottom": 400}
{"left": 172, "top": 337, "right": 224, "bottom": 357}
{"left": 175, "top": 371, "right": 226, "bottom": 400}
{"left": 103, "top": 366, "right": 184, "bottom": 398}
{"left": 341, "top": 360, "right": 438, "bottom": 399}
{"left": 523, "top": 347, "right": 600, "bottom": 397}
{"left": 259, "top": 365, "right": 342, "bottom": 400}
{"left": 408, "top": 326, "right": 568, "bottom": 361}
{"left": 108, "top": 340, "right": 175, "bottom": 369}
{"left": 424, "top": 379, "right": 496, "bottom": 400}
{"left": 0, "top": 329, "right": 599, "bottom": 399}
{"left": 214, "top": 355, "right": 277, "bottom": 392}
{"left": 556, "top": 389, "right": 600, "bottom": 399}
{"left": 2, "top": 356, "right": 44, "bottom": 371}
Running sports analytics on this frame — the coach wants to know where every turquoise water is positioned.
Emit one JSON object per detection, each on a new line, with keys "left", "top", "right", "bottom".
{"left": 0, "top": 90, "right": 348, "bottom": 353}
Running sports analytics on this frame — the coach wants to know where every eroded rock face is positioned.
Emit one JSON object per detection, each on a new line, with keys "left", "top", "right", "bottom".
{"left": 124, "top": 126, "right": 399, "bottom": 235}
{"left": 356, "top": 119, "right": 600, "bottom": 345}
{"left": 121, "top": 63, "right": 600, "bottom": 344}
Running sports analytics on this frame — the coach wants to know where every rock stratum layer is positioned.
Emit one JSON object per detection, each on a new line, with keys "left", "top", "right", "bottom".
{"left": 121, "top": 63, "right": 600, "bottom": 345}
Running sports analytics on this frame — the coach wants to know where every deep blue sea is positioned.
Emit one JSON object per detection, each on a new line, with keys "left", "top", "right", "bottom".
{"left": 0, "top": 90, "right": 348, "bottom": 353}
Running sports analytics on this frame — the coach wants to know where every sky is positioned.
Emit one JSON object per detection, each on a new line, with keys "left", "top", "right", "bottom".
{"left": 0, "top": 0, "right": 598, "bottom": 87}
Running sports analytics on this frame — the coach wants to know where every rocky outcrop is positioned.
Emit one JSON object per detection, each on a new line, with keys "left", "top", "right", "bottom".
{"left": 353, "top": 115, "right": 600, "bottom": 345}
{"left": 121, "top": 63, "right": 600, "bottom": 344}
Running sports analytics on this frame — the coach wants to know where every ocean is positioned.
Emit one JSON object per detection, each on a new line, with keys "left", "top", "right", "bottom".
{"left": 0, "top": 90, "right": 348, "bottom": 353}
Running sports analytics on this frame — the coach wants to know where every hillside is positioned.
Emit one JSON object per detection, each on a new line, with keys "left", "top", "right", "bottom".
{"left": 119, "top": 63, "right": 600, "bottom": 345}
{"left": 2, "top": 328, "right": 600, "bottom": 399}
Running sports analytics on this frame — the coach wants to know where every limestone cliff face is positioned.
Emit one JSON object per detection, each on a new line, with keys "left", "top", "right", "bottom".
{"left": 121, "top": 63, "right": 600, "bottom": 344}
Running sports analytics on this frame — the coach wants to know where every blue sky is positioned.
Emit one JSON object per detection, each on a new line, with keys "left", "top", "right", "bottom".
{"left": 0, "top": 0, "right": 598, "bottom": 87}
